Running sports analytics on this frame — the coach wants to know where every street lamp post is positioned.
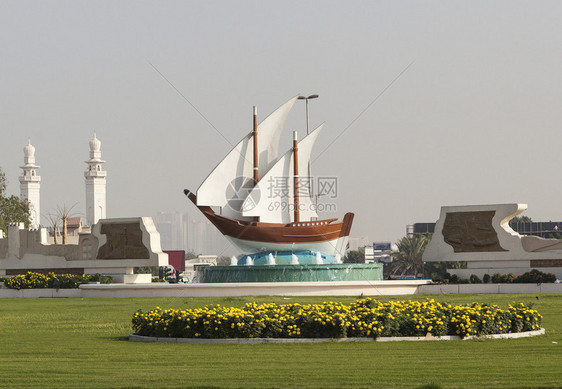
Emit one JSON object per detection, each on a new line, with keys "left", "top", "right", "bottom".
{"left": 298, "top": 94, "right": 319, "bottom": 137}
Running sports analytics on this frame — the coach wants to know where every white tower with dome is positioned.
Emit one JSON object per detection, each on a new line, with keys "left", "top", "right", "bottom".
{"left": 19, "top": 139, "right": 41, "bottom": 228}
{"left": 84, "top": 133, "right": 107, "bottom": 226}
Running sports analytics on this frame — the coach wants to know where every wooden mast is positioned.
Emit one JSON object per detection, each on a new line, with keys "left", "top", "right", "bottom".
{"left": 253, "top": 106, "right": 258, "bottom": 186}
{"left": 252, "top": 106, "right": 260, "bottom": 222}
{"left": 293, "top": 131, "right": 300, "bottom": 223}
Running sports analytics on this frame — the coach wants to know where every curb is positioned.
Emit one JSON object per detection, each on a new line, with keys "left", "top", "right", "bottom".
{"left": 128, "top": 328, "right": 545, "bottom": 344}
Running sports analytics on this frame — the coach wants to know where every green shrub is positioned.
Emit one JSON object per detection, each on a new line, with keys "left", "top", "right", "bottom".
{"left": 491, "top": 273, "right": 515, "bottom": 283}
{"left": 88, "top": 273, "right": 113, "bottom": 284}
{"left": 513, "top": 269, "right": 556, "bottom": 284}
{"left": 469, "top": 274, "right": 482, "bottom": 284}
{"left": 430, "top": 272, "right": 442, "bottom": 283}
{"left": 446, "top": 274, "right": 469, "bottom": 284}
{"left": 436, "top": 270, "right": 556, "bottom": 285}
{"left": 3, "top": 271, "right": 113, "bottom": 290}
{"left": 47, "top": 274, "right": 84, "bottom": 289}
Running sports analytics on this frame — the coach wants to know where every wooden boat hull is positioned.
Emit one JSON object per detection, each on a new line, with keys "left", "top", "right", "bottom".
{"left": 184, "top": 190, "right": 354, "bottom": 256}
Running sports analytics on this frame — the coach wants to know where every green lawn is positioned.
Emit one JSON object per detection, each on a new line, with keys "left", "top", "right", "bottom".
{"left": 1, "top": 294, "right": 561, "bottom": 388}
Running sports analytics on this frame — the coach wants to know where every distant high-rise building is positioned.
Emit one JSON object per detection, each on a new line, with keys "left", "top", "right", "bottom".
{"left": 348, "top": 236, "right": 370, "bottom": 251}
{"left": 19, "top": 139, "right": 41, "bottom": 228}
{"left": 153, "top": 210, "right": 233, "bottom": 255}
{"left": 154, "top": 211, "right": 189, "bottom": 251}
{"left": 84, "top": 133, "right": 107, "bottom": 226}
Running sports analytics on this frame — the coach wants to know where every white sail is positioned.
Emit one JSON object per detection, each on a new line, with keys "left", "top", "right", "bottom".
{"left": 196, "top": 95, "right": 299, "bottom": 220}
{"left": 242, "top": 124, "right": 324, "bottom": 223}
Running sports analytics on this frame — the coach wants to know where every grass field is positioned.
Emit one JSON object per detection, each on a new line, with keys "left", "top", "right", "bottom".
{"left": 1, "top": 293, "right": 561, "bottom": 388}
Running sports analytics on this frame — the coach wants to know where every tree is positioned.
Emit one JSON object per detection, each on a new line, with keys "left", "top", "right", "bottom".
{"left": 56, "top": 203, "right": 79, "bottom": 244}
{"left": 0, "top": 168, "right": 6, "bottom": 196}
{"left": 510, "top": 215, "right": 532, "bottom": 224}
{"left": 390, "top": 234, "right": 430, "bottom": 277}
{"left": 0, "top": 195, "right": 31, "bottom": 234}
{"left": 44, "top": 203, "right": 80, "bottom": 244}
{"left": 217, "top": 255, "right": 232, "bottom": 266}
{"left": 43, "top": 213, "right": 61, "bottom": 244}
{"left": 185, "top": 251, "right": 198, "bottom": 260}
{"left": 0, "top": 166, "right": 31, "bottom": 234}
{"left": 343, "top": 247, "right": 365, "bottom": 263}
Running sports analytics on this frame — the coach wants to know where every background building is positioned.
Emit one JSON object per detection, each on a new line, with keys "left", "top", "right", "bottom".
{"left": 154, "top": 211, "right": 189, "bottom": 251}
{"left": 154, "top": 210, "right": 232, "bottom": 255}
{"left": 347, "top": 236, "right": 370, "bottom": 251}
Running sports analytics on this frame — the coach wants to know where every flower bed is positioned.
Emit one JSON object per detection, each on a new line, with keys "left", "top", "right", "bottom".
{"left": 2, "top": 271, "right": 113, "bottom": 290}
{"left": 132, "top": 298, "right": 542, "bottom": 340}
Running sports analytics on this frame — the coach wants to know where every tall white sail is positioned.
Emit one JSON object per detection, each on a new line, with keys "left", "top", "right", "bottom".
{"left": 242, "top": 124, "right": 324, "bottom": 223}
{"left": 196, "top": 95, "right": 299, "bottom": 220}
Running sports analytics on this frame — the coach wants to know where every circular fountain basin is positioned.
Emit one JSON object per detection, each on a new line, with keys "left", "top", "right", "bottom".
{"left": 198, "top": 263, "right": 383, "bottom": 283}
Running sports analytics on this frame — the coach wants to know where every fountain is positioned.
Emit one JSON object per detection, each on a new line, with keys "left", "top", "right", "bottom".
{"left": 186, "top": 96, "right": 383, "bottom": 284}
{"left": 198, "top": 251, "right": 383, "bottom": 283}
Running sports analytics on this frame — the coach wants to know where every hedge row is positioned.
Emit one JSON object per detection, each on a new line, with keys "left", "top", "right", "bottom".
{"left": 132, "top": 298, "right": 542, "bottom": 339}
{"left": 445, "top": 269, "right": 557, "bottom": 284}
{"left": 1, "top": 272, "right": 113, "bottom": 290}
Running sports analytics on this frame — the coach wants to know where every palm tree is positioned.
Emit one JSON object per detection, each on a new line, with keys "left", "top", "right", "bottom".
{"left": 57, "top": 203, "right": 80, "bottom": 244}
{"left": 44, "top": 203, "right": 80, "bottom": 244}
{"left": 43, "top": 212, "right": 61, "bottom": 244}
{"left": 390, "top": 234, "right": 430, "bottom": 277}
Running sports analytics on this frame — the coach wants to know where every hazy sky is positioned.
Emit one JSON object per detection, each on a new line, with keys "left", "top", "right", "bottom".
{"left": 1, "top": 1, "right": 562, "bottom": 253}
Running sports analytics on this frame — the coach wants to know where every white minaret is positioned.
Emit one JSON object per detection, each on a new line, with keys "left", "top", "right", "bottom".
{"left": 19, "top": 139, "right": 41, "bottom": 228}
{"left": 84, "top": 133, "right": 107, "bottom": 226}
